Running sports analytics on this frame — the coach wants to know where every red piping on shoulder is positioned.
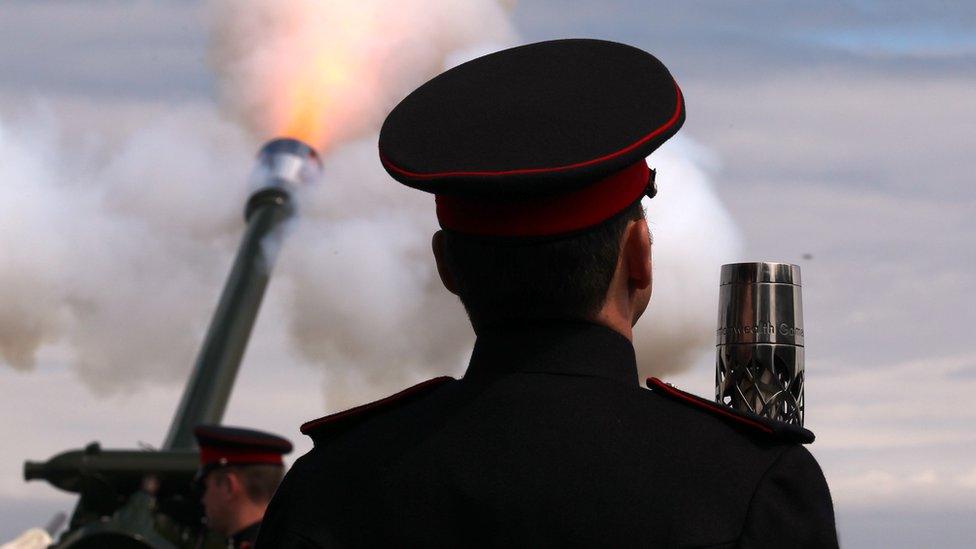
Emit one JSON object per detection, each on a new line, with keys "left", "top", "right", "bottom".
{"left": 380, "top": 80, "right": 683, "bottom": 180}
{"left": 300, "top": 376, "right": 454, "bottom": 435}
{"left": 645, "top": 377, "right": 773, "bottom": 435}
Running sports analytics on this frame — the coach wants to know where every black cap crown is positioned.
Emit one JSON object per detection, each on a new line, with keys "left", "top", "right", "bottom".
{"left": 380, "top": 38, "right": 684, "bottom": 218}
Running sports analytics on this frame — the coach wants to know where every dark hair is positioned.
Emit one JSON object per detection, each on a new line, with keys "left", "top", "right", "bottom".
{"left": 216, "top": 464, "right": 284, "bottom": 504}
{"left": 440, "top": 199, "right": 646, "bottom": 329}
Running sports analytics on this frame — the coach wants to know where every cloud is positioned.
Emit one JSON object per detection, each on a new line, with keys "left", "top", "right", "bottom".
{"left": 0, "top": 106, "right": 252, "bottom": 391}
{"left": 804, "top": 353, "right": 976, "bottom": 511}
{"left": 0, "top": 1, "right": 211, "bottom": 100}
{"left": 514, "top": 1, "right": 976, "bottom": 65}
{"left": 829, "top": 467, "right": 976, "bottom": 509}
{"left": 958, "top": 467, "right": 976, "bottom": 490}
{"left": 688, "top": 71, "right": 976, "bottom": 198}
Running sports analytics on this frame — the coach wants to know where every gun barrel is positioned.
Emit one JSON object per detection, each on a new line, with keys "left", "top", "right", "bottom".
{"left": 162, "top": 138, "right": 321, "bottom": 449}
{"left": 24, "top": 445, "right": 199, "bottom": 494}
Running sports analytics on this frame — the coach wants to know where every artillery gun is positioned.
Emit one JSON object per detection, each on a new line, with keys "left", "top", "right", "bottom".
{"left": 21, "top": 139, "right": 321, "bottom": 548}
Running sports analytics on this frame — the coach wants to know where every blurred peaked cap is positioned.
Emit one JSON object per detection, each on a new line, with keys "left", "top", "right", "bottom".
{"left": 379, "top": 38, "right": 685, "bottom": 237}
{"left": 193, "top": 424, "right": 292, "bottom": 468}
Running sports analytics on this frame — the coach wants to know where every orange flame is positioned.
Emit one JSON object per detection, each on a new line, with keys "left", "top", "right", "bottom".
{"left": 214, "top": 1, "right": 516, "bottom": 153}
{"left": 279, "top": 49, "right": 355, "bottom": 147}
{"left": 255, "top": 3, "right": 381, "bottom": 152}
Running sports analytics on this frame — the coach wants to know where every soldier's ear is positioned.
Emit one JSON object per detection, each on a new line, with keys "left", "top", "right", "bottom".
{"left": 219, "top": 470, "right": 244, "bottom": 498}
{"left": 432, "top": 231, "right": 459, "bottom": 295}
{"left": 211, "top": 470, "right": 234, "bottom": 497}
{"left": 623, "top": 219, "right": 652, "bottom": 291}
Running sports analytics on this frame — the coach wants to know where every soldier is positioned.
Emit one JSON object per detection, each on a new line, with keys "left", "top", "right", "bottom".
{"left": 194, "top": 425, "right": 292, "bottom": 549}
{"left": 258, "top": 39, "right": 837, "bottom": 547}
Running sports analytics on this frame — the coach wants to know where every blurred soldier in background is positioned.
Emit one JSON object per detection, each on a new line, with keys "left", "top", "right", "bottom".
{"left": 194, "top": 426, "right": 291, "bottom": 549}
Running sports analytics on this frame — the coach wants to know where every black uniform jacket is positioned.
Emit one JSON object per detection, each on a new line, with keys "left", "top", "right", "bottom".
{"left": 230, "top": 520, "right": 260, "bottom": 549}
{"left": 257, "top": 320, "right": 837, "bottom": 548}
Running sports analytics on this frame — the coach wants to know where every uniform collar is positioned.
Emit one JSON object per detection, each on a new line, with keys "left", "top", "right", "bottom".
{"left": 464, "top": 319, "right": 638, "bottom": 386}
{"left": 229, "top": 520, "right": 261, "bottom": 548}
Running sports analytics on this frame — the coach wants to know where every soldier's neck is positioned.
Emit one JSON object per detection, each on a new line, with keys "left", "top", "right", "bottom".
{"left": 592, "top": 309, "right": 634, "bottom": 342}
{"left": 226, "top": 503, "right": 266, "bottom": 539}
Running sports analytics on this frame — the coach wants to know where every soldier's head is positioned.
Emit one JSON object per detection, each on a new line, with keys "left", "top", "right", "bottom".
{"left": 379, "top": 39, "right": 683, "bottom": 334}
{"left": 433, "top": 200, "right": 651, "bottom": 331}
{"left": 200, "top": 464, "right": 284, "bottom": 536}
{"left": 194, "top": 425, "right": 292, "bottom": 537}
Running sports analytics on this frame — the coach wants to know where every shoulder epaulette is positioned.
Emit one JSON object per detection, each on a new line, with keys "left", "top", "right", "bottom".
{"left": 300, "top": 376, "right": 455, "bottom": 441}
{"left": 645, "top": 377, "right": 815, "bottom": 444}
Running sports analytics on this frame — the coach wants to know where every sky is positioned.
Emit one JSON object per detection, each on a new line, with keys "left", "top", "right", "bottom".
{"left": 1, "top": 1, "right": 975, "bottom": 547}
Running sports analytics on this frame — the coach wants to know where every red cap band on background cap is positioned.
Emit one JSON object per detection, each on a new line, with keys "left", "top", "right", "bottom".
{"left": 435, "top": 160, "right": 650, "bottom": 237}
{"left": 199, "top": 446, "right": 284, "bottom": 467}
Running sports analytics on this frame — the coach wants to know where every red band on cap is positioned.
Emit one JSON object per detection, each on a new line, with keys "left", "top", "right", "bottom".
{"left": 435, "top": 160, "right": 649, "bottom": 237}
{"left": 199, "top": 447, "right": 284, "bottom": 467}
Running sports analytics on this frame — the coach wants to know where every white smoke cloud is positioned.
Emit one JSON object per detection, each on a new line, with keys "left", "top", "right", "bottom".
{"left": 0, "top": 112, "right": 70, "bottom": 369}
{"left": 636, "top": 137, "right": 742, "bottom": 378}
{"left": 0, "top": 106, "right": 254, "bottom": 393}
{"left": 276, "top": 132, "right": 741, "bottom": 407}
{"left": 0, "top": 0, "right": 742, "bottom": 408}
